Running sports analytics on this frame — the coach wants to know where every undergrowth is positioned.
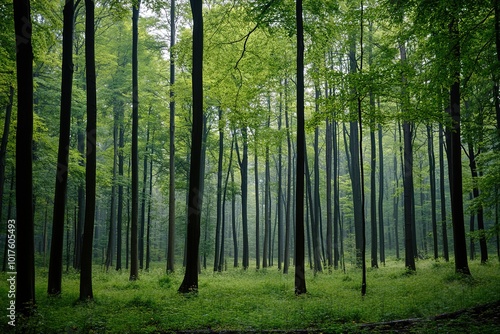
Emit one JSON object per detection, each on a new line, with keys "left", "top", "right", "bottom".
{"left": 1, "top": 258, "right": 499, "bottom": 333}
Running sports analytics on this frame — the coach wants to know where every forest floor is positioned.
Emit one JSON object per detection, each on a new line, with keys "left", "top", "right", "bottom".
{"left": 357, "top": 299, "right": 500, "bottom": 333}
{"left": 2, "top": 259, "right": 500, "bottom": 333}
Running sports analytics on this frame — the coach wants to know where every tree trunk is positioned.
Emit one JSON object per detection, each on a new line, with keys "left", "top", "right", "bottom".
{"left": 14, "top": 0, "right": 35, "bottom": 312}
{"left": 277, "top": 104, "right": 283, "bottom": 271}
{"left": 370, "top": 127, "right": 378, "bottom": 268}
{"left": 48, "top": 0, "right": 74, "bottom": 294}
{"left": 427, "top": 125, "right": 439, "bottom": 260}
{"left": 378, "top": 123, "right": 385, "bottom": 265}
{"left": 80, "top": 0, "right": 97, "bottom": 300}
{"left": 254, "top": 136, "right": 260, "bottom": 270}
{"left": 116, "top": 104, "right": 125, "bottom": 271}
{"left": 167, "top": 0, "right": 176, "bottom": 274}
{"left": 140, "top": 116, "right": 150, "bottom": 270}
{"left": 214, "top": 107, "right": 223, "bottom": 272}
{"left": 333, "top": 120, "right": 340, "bottom": 269}
{"left": 326, "top": 118, "right": 333, "bottom": 270}
{"left": 400, "top": 41, "right": 416, "bottom": 271}
{"left": 348, "top": 37, "right": 364, "bottom": 269}
{"left": 393, "top": 128, "right": 400, "bottom": 260}
{"left": 447, "top": 15, "right": 470, "bottom": 275}
{"left": 146, "top": 132, "right": 154, "bottom": 271}
{"left": 178, "top": 0, "right": 203, "bottom": 292}
{"left": 295, "top": 0, "right": 306, "bottom": 295}
{"left": 284, "top": 81, "right": 292, "bottom": 274}
{"left": 105, "top": 119, "right": 118, "bottom": 271}
{"left": 467, "top": 143, "right": 487, "bottom": 263}
{"left": 129, "top": 1, "right": 140, "bottom": 282}
{"left": 219, "top": 136, "right": 234, "bottom": 271}
{"left": 438, "top": 122, "right": 449, "bottom": 261}
{"left": 494, "top": 0, "right": 500, "bottom": 131}
{"left": 263, "top": 125, "right": 270, "bottom": 268}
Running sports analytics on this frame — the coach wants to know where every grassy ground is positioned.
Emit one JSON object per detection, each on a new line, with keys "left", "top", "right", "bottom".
{"left": 1, "top": 258, "right": 499, "bottom": 333}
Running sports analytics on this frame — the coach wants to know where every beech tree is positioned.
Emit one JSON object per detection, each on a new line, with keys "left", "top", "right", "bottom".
{"left": 178, "top": 0, "right": 203, "bottom": 293}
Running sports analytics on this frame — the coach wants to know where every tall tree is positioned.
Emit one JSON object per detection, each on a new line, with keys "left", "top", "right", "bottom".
{"left": 295, "top": 0, "right": 306, "bottom": 295}
{"left": 438, "top": 122, "right": 449, "bottom": 261}
{"left": 80, "top": 0, "right": 97, "bottom": 300}
{"left": 178, "top": 0, "right": 203, "bottom": 293}
{"left": 129, "top": 0, "right": 140, "bottom": 281}
{"left": 447, "top": 8, "right": 470, "bottom": 275}
{"left": 400, "top": 40, "right": 416, "bottom": 271}
{"left": 48, "top": 0, "right": 74, "bottom": 294}
{"left": 167, "top": 0, "right": 176, "bottom": 274}
{"left": 427, "top": 124, "right": 438, "bottom": 260}
{"left": 14, "top": 0, "right": 35, "bottom": 314}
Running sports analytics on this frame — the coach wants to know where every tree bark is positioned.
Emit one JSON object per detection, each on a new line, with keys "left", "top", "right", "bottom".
{"left": 447, "top": 15, "right": 470, "bottom": 275}
{"left": 295, "top": 0, "right": 306, "bottom": 295}
{"left": 167, "top": 0, "right": 176, "bottom": 274}
{"left": 378, "top": 123, "right": 385, "bottom": 264}
{"left": 48, "top": 0, "right": 74, "bottom": 294}
{"left": 400, "top": 41, "right": 416, "bottom": 271}
{"left": 427, "top": 125, "right": 439, "bottom": 260}
{"left": 129, "top": 1, "right": 140, "bottom": 281}
{"left": 178, "top": 0, "right": 203, "bottom": 292}
{"left": 80, "top": 0, "right": 97, "bottom": 300}
{"left": 214, "top": 107, "right": 223, "bottom": 272}
{"left": 14, "top": 0, "right": 35, "bottom": 313}
{"left": 438, "top": 122, "right": 449, "bottom": 261}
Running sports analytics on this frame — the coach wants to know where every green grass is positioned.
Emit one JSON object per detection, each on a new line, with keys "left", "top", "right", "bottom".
{"left": 1, "top": 258, "right": 499, "bottom": 333}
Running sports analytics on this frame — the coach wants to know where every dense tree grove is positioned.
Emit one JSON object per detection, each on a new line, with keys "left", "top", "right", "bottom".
{"left": 1, "top": 0, "right": 500, "bottom": 304}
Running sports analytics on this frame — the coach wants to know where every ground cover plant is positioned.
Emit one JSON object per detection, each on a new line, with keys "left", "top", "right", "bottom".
{"left": 1, "top": 258, "right": 499, "bottom": 333}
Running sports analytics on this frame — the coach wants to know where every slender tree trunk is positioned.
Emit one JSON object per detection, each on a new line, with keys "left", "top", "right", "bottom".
{"left": 295, "top": 0, "right": 306, "bottom": 295}
{"left": 277, "top": 104, "right": 283, "bottom": 271}
{"left": 254, "top": 136, "right": 260, "bottom": 270}
{"left": 348, "top": 36, "right": 364, "bottom": 269}
{"left": 235, "top": 129, "right": 249, "bottom": 270}
{"left": 326, "top": 118, "right": 333, "bottom": 270}
{"left": 438, "top": 122, "right": 449, "bottom": 261}
{"left": 179, "top": 0, "right": 203, "bottom": 292}
{"left": 400, "top": 42, "right": 416, "bottom": 271}
{"left": 427, "top": 125, "right": 439, "bottom": 260}
{"left": 284, "top": 83, "right": 292, "bottom": 274}
{"left": 263, "top": 128, "right": 270, "bottom": 268}
{"left": 80, "top": 0, "right": 97, "bottom": 300}
{"left": 167, "top": 0, "right": 176, "bottom": 274}
{"left": 312, "top": 124, "right": 323, "bottom": 273}
{"left": 467, "top": 143, "right": 488, "bottom": 263}
{"left": 333, "top": 120, "right": 340, "bottom": 269}
{"left": 370, "top": 128, "right": 378, "bottom": 268}
{"left": 231, "top": 167, "right": 238, "bottom": 268}
{"left": 448, "top": 15, "right": 470, "bottom": 275}
{"left": 146, "top": 134, "right": 154, "bottom": 271}
{"left": 14, "top": 0, "right": 35, "bottom": 313}
{"left": 214, "top": 107, "right": 223, "bottom": 272}
{"left": 378, "top": 123, "right": 385, "bottom": 265}
{"left": 105, "top": 121, "right": 118, "bottom": 271}
{"left": 48, "top": 0, "right": 74, "bottom": 294}
{"left": 140, "top": 115, "right": 150, "bottom": 270}
{"left": 219, "top": 136, "right": 234, "bottom": 271}
{"left": 129, "top": 1, "right": 140, "bottom": 281}
{"left": 116, "top": 105, "right": 125, "bottom": 271}
{"left": 393, "top": 128, "right": 400, "bottom": 259}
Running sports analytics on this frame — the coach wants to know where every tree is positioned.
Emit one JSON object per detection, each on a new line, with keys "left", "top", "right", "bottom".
{"left": 130, "top": 0, "right": 140, "bottom": 282}
{"left": 294, "top": 0, "right": 306, "bottom": 295}
{"left": 447, "top": 7, "right": 470, "bottom": 276}
{"left": 167, "top": 0, "right": 176, "bottom": 274}
{"left": 48, "top": 0, "right": 75, "bottom": 295}
{"left": 80, "top": 0, "right": 97, "bottom": 300}
{"left": 14, "top": 0, "right": 35, "bottom": 314}
{"left": 178, "top": 0, "right": 203, "bottom": 293}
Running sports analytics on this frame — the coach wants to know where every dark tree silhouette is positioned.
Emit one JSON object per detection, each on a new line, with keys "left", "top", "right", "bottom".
{"left": 48, "top": 0, "right": 75, "bottom": 295}
{"left": 14, "top": 0, "right": 35, "bottom": 314}
{"left": 178, "top": 0, "right": 203, "bottom": 293}
{"left": 80, "top": 0, "right": 97, "bottom": 301}
{"left": 295, "top": 0, "right": 306, "bottom": 295}
{"left": 130, "top": 0, "right": 140, "bottom": 281}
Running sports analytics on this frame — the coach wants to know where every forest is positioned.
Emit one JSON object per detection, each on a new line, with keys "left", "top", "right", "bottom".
{"left": 1, "top": 0, "right": 500, "bottom": 332}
